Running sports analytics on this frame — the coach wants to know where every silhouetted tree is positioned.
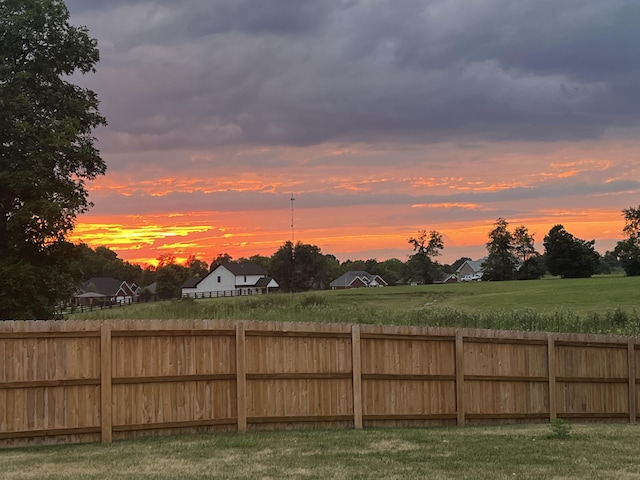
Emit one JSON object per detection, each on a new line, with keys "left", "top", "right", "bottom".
{"left": 378, "top": 258, "right": 410, "bottom": 286}
{"left": 615, "top": 206, "right": 640, "bottom": 276}
{"left": 544, "top": 225, "right": 599, "bottom": 278}
{"left": 482, "top": 218, "right": 518, "bottom": 281}
{"left": 186, "top": 255, "right": 208, "bottom": 277}
{"left": 0, "top": 0, "right": 106, "bottom": 318}
{"left": 407, "top": 230, "right": 444, "bottom": 284}
{"left": 270, "top": 241, "right": 330, "bottom": 292}
{"left": 156, "top": 264, "right": 188, "bottom": 299}
{"left": 210, "top": 253, "right": 233, "bottom": 271}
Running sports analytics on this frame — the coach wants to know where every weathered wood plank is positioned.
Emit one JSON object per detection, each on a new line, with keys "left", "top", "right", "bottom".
{"left": 236, "top": 323, "right": 247, "bottom": 432}
{"left": 351, "top": 324, "right": 362, "bottom": 429}
{"left": 100, "top": 324, "right": 112, "bottom": 443}
{"left": 455, "top": 331, "right": 465, "bottom": 426}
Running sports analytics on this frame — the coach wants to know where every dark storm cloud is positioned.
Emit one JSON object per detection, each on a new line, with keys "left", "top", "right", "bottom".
{"left": 67, "top": 0, "right": 640, "bottom": 150}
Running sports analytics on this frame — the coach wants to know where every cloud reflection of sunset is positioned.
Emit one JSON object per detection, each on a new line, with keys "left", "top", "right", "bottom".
{"left": 72, "top": 202, "right": 628, "bottom": 268}
{"left": 71, "top": 139, "right": 639, "bottom": 268}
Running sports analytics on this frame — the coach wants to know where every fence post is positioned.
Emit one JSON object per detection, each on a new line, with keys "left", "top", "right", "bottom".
{"left": 548, "top": 334, "right": 557, "bottom": 421}
{"left": 236, "top": 322, "right": 247, "bottom": 432}
{"left": 100, "top": 323, "right": 113, "bottom": 443}
{"left": 455, "top": 330, "right": 465, "bottom": 426}
{"left": 351, "top": 324, "right": 363, "bottom": 429}
{"left": 628, "top": 339, "right": 637, "bottom": 423}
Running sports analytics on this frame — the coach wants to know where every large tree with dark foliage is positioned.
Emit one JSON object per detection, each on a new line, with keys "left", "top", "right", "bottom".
{"left": 0, "top": 0, "right": 106, "bottom": 318}
{"left": 270, "top": 241, "right": 334, "bottom": 292}
{"left": 407, "top": 230, "right": 444, "bottom": 284}
{"left": 482, "top": 218, "right": 518, "bottom": 281}
{"left": 156, "top": 263, "right": 188, "bottom": 300}
{"left": 614, "top": 206, "right": 640, "bottom": 276}
{"left": 543, "top": 225, "right": 600, "bottom": 278}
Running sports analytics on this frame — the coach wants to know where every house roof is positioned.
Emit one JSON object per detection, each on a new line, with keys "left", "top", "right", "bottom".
{"left": 434, "top": 272, "right": 457, "bottom": 283}
{"left": 330, "top": 271, "right": 386, "bottom": 288}
{"left": 254, "top": 276, "right": 278, "bottom": 288}
{"left": 82, "top": 277, "right": 131, "bottom": 296}
{"left": 451, "top": 258, "right": 471, "bottom": 272}
{"left": 182, "top": 276, "right": 203, "bottom": 288}
{"left": 455, "top": 259, "right": 484, "bottom": 273}
{"left": 220, "top": 261, "right": 268, "bottom": 276}
{"left": 75, "top": 292, "right": 106, "bottom": 298}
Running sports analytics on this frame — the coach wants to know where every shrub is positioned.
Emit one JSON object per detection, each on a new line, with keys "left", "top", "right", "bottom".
{"left": 548, "top": 419, "right": 572, "bottom": 439}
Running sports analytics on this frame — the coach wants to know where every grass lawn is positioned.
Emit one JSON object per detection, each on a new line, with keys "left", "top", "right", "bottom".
{"left": 1, "top": 424, "right": 639, "bottom": 479}
{"left": 70, "top": 275, "right": 640, "bottom": 336}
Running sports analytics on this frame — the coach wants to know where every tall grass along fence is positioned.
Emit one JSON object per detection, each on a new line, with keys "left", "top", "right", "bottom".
{"left": 0, "top": 320, "right": 638, "bottom": 448}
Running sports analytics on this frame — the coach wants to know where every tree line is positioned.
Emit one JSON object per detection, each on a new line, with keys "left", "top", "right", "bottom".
{"left": 478, "top": 209, "right": 640, "bottom": 281}
{"left": 46, "top": 205, "right": 638, "bottom": 309}
{"left": 6, "top": 204, "right": 636, "bottom": 319}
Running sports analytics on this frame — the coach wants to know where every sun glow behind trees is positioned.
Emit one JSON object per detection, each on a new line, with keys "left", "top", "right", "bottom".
{"left": 71, "top": 206, "right": 626, "bottom": 268}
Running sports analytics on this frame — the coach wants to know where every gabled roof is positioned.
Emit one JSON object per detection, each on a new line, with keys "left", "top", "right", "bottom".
{"left": 120, "top": 282, "right": 135, "bottom": 296}
{"left": 76, "top": 292, "right": 106, "bottom": 298}
{"left": 451, "top": 258, "right": 471, "bottom": 272}
{"left": 434, "top": 272, "right": 458, "bottom": 284}
{"left": 330, "top": 271, "right": 387, "bottom": 288}
{"left": 455, "top": 259, "right": 484, "bottom": 273}
{"left": 219, "top": 261, "right": 268, "bottom": 276}
{"left": 182, "top": 276, "right": 203, "bottom": 288}
{"left": 254, "top": 276, "right": 278, "bottom": 288}
{"left": 81, "top": 277, "right": 132, "bottom": 296}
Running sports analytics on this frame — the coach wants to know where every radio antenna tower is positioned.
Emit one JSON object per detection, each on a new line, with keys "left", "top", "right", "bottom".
{"left": 290, "top": 194, "right": 295, "bottom": 243}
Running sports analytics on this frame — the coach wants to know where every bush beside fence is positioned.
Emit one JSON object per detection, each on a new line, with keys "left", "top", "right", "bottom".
{"left": 0, "top": 319, "right": 637, "bottom": 447}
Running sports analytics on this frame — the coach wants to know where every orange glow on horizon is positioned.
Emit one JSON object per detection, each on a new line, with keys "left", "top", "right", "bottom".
{"left": 71, "top": 206, "right": 626, "bottom": 268}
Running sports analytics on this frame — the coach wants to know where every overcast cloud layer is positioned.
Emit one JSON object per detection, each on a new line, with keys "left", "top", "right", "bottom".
{"left": 68, "top": 0, "right": 640, "bottom": 149}
{"left": 64, "top": 0, "right": 640, "bottom": 264}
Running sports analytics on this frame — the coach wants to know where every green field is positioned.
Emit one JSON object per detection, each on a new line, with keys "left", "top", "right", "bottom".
{"left": 71, "top": 275, "right": 640, "bottom": 336}
{"left": 1, "top": 424, "right": 639, "bottom": 479}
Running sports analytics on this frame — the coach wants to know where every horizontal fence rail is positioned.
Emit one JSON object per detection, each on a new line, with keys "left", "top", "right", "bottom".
{"left": 181, "top": 288, "right": 266, "bottom": 299}
{"left": 0, "top": 320, "right": 638, "bottom": 447}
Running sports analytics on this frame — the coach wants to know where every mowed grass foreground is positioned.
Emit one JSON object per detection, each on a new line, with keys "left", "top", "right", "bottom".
{"left": 1, "top": 424, "right": 639, "bottom": 479}
{"left": 72, "top": 275, "right": 640, "bottom": 336}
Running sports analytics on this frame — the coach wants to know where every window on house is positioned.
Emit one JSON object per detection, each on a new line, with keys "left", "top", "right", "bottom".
{"left": 244, "top": 275, "right": 247, "bottom": 282}
{"left": 217, "top": 276, "right": 221, "bottom": 283}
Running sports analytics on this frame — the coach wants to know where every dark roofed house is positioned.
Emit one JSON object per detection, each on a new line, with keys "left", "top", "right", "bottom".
{"left": 330, "top": 271, "right": 388, "bottom": 290}
{"left": 76, "top": 277, "right": 138, "bottom": 306}
{"left": 434, "top": 272, "right": 458, "bottom": 284}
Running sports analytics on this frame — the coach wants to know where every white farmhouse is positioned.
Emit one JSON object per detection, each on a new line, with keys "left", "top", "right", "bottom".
{"left": 182, "top": 261, "right": 279, "bottom": 298}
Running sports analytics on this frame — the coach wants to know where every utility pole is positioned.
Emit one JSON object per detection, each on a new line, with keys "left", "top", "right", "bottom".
{"left": 290, "top": 194, "right": 295, "bottom": 243}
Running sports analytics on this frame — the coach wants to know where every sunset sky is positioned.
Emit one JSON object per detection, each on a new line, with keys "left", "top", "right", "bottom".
{"left": 65, "top": 0, "right": 640, "bottom": 267}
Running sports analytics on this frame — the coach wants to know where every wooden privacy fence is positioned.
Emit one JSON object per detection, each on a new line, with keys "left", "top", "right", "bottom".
{"left": 0, "top": 319, "right": 638, "bottom": 447}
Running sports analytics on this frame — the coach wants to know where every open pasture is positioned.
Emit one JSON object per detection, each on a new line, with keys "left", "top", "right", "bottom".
{"left": 71, "top": 276, "right": 640, "bottom": 336}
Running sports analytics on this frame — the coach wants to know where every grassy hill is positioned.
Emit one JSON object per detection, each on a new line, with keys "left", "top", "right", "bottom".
{"left": 70, "top": 275, "right": 640, "bottom": 336}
